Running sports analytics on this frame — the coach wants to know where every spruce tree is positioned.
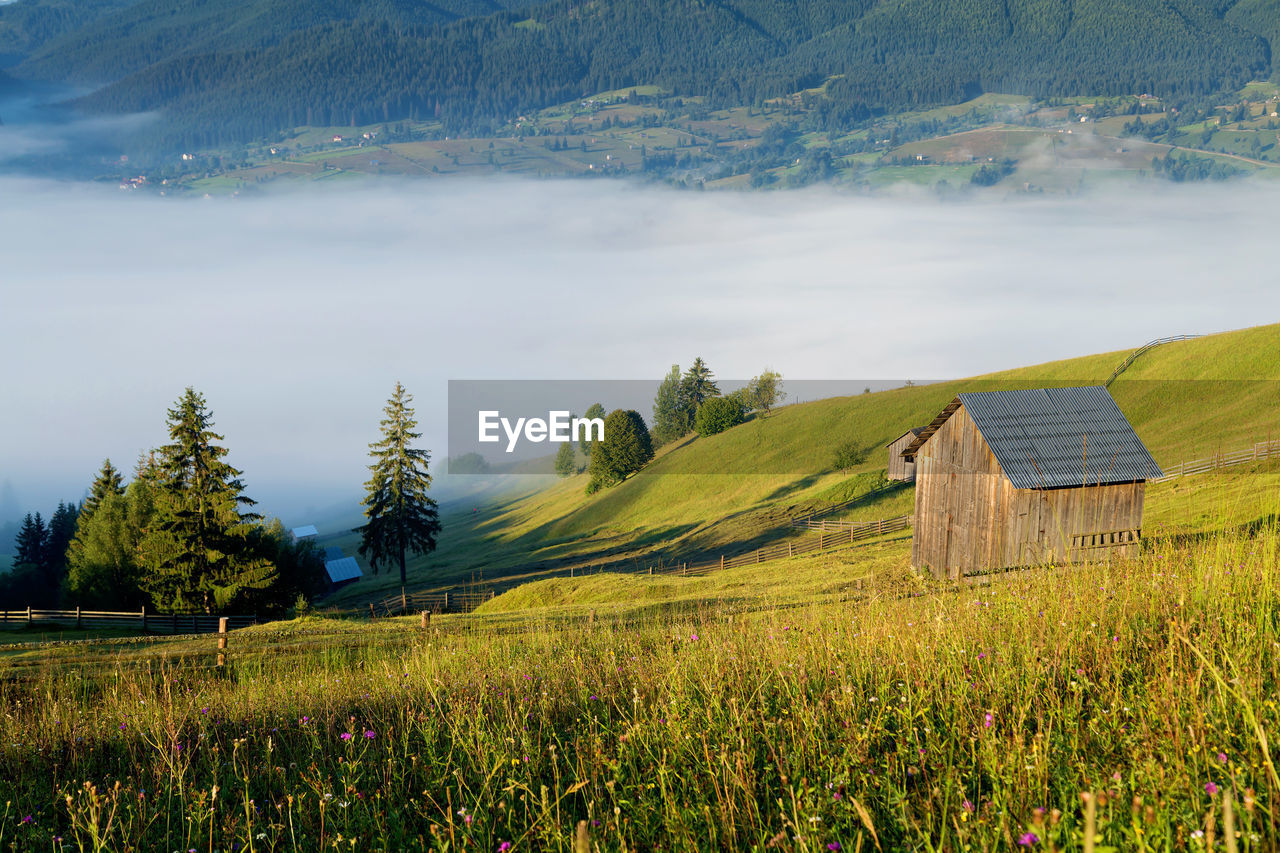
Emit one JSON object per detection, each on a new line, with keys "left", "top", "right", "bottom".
{"left": 141, "top": 388, "right": 273, "bottom": 612}
{"left": 355, "top": 383, "right": 442, "bottom": 589}
{"left": 43, "top": 501, "right": 79, "bottom": 584}
{"left": 681, "top": 357, "right": 720, "bottom": 410}
{"left": 12, "top": 512, "right": 47, "bottom": 570}
{"left": 80, "top": 460, "right": 125, "bottom": 520}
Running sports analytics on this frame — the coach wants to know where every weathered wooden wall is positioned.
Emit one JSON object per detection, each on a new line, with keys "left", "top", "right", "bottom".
{"left": 887, "top": 431, "right": 919, "bottom": 482}
{"left": 911, "top": 405, "right": 1146, "bottom": 578}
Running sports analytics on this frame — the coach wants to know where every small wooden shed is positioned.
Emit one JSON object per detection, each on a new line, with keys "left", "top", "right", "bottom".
{"left": 901, "top": 386, "right": 1162, "bottom": 579}
{"left": 886, "top": 427, "right": 925, "bottom": 481}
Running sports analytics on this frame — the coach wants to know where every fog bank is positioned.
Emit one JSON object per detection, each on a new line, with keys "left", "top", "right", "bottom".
{"left": 2, "top": 176, "right": 1277, "bottom": 525}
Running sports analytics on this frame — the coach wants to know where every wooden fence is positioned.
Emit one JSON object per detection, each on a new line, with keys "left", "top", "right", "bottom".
{"left": 640, "top": 516, "right": 912, "bottom": 577}
{"left": 0, "top": 607, "right": 256, "bottom": 634}
{"left": 361, "top": 590, "right": 496, "bottom": 619}
{"left": 1104, "top": 334, "right": 1200, "bottom": 387}
{"left": 1149, "top": 439, "right": 1280, "bottom": 483}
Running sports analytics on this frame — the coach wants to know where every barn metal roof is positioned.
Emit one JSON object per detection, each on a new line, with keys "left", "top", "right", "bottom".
{"left": 884, "top": 427, "right": 925, "bottom": 448}
{"left": 902, "top": 386, "right": 1162, "bottom": 489}
{"left": 325, "top": 557, "right": 363, "bottom": 584}
{"left": 291, "top": 525, "right": 318, "bottom": 539}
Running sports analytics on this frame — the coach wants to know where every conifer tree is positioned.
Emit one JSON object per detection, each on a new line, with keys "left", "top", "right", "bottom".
{"left": 12, "top": 512, "right": 47, "bottom": 570}
{"left": 355, "top": 383, "right": 442, "bottom": 589}
{"left": 681, "top": 357, "right": 720, "bottom": 410}
{"left": 80, "top": 460, "right": 125, "bottom": 520}
{"left": 141, "top": 388, "right": 273, "bottom": 612}
{"left": 43, "top": 501, "right": 79, "bottom": 583}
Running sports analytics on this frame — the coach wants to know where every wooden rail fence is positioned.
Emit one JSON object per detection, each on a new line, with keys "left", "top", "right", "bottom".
{"left": 1149, "top": 438, "right": 1280, "bottom": 483}
{"left": 1104, "top": 334, "right": 1200, "bottom": 387}
{"left": 0, "top": 608, "right": 256, "bottom": 634}
{"left": 361, "top": 590, "right": 496, "bottom": 619}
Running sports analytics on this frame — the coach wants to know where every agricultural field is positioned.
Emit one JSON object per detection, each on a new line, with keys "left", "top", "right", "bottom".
{"left": 155, "top": 84, "right": 1280, "bottom": 196}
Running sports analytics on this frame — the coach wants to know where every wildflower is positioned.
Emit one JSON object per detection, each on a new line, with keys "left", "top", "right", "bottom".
{"left": 21, "top": 815, "right": 33, "bottom": 824}
{"left": 340, "top": 732, "right": 353, "bottom": 741}
{"left": 690, "top": 633, "right": 699, "bottom": 641}
{"left": 1217, "top": 752, "right": 1227, "bottom": 764}
{"left": 1191, "top": 830, "right": 1204, "bottom": 839}
{"left": 1018, "top": 832, "right": 1038, "bottom": 847}
{"left": 827, "top": 844, "right": 842, "bottom": 851}
{"left": 363, "top": 730, "right": 375, "bottom": 739}
{"left": 498, "top": 844, "right": 512, "bottom": 852}
{"left": 1205, "top": 782, "right": 1219, "bottom": 795}
{"left": 984, "top": 713, "right": 993, "bottom": 729}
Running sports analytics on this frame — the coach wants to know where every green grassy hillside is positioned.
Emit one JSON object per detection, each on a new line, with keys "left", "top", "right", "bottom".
{"left": 326, "top": 322, "right": 1280, "bottom": 604}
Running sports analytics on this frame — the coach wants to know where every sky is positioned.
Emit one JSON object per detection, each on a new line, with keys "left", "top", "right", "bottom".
{"left": 3, "top": 166, "right": 1280, "bottom": 526}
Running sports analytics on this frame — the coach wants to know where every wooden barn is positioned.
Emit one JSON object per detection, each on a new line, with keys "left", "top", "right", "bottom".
{"left": 886, "top": 427, "right": 925, "bottom": 481}
{"left": 901, "top": 386, "right": 1162, "bottom": 578}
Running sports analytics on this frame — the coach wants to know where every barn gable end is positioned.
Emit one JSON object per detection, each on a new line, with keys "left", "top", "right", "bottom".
{"left": 886, "top": 427, "right": 925, "bottom": 482}
{"left": 906, "top": 386, "right": 1160, "bottom": 579}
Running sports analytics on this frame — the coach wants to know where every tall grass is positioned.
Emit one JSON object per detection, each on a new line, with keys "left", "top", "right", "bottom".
{"left": 1, "top": 527, "right": 1278, "bottom": 851}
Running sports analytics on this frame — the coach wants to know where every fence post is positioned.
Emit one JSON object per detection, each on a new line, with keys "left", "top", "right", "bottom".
{"left": 421, "top": 610, "right": 430, "bottom": 629}
{"left": 27, "top": 606, "right": 32, "bottom": 626}
{"left": 444, "top": 592, "right": 449, "bottom": 612}
{"left": 720, "top": 555, "right": 724, "bottom": 570}
{"left": 76, "top": 606, "right": 81, "bottom": 629}
{"left": 216, "top": 617, "right": 228, "bottom": 667}
{"left": 368, "top": 603, "right": 376, "bottom": 619}
{"left": 402, "top": 590, "right": 408, "bottom": 614}
{"left": 141, "top": 605, "right": 147, "bottom": 631}
{"left": 788, "top": 542, "right": 793, "bottom": 558}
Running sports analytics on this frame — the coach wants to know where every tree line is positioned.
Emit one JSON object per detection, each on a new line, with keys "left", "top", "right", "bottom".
{"left": 4, "top": 383, "right": 443, "bottom": 613}
{"left": 553, "top": 359, "right": 783, "bottom": 494}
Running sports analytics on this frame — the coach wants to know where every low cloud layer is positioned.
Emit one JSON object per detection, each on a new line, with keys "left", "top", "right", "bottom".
{"left": 2, "top": 175, "right": 1278, "bottom": 525}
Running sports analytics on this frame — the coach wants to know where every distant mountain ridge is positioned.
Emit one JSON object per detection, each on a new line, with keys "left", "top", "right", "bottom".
{"left": 2, "top": 0, "right": 1277, "bottom": 149}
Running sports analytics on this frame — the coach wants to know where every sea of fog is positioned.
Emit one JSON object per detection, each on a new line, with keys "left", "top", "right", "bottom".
{"left": 2, "top": 115, "right": 1279, "bottom": 526}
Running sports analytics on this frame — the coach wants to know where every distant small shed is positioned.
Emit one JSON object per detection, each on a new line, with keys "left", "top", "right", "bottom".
{"left": 291, "top": 525, "right": 318, "bottom": 540}
{"left": 902, "top": 386, "right": 1161, "bottom": 578}
{"left": 886, "top": 427, "right": 925, "bottom": 482}
{"left": 324, "top": 556, "right": 363, "bottom": 591}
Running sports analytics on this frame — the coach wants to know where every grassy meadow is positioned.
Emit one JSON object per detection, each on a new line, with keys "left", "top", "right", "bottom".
{"left": 2, "top": 515, "right": 1279, "bottom": 851}
{"left": 324, "top": 323, "right": 1280, "bottom": 606}
{"left": 5, "top": 326, "right": 1280, "bottom": 850}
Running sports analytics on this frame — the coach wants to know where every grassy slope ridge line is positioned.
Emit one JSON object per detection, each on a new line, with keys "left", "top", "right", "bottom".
{"left": 324, "top": 322, "right": 1280, "bottom": 605}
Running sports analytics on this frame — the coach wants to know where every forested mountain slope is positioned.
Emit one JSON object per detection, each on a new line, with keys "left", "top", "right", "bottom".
{"left": 3, "top": 0, "right": 1277, "bottom": 148}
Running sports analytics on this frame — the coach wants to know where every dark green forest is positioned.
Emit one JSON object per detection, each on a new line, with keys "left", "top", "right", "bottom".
{"left": 1, "top": 0, "right": 1277, "bottom": 149}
